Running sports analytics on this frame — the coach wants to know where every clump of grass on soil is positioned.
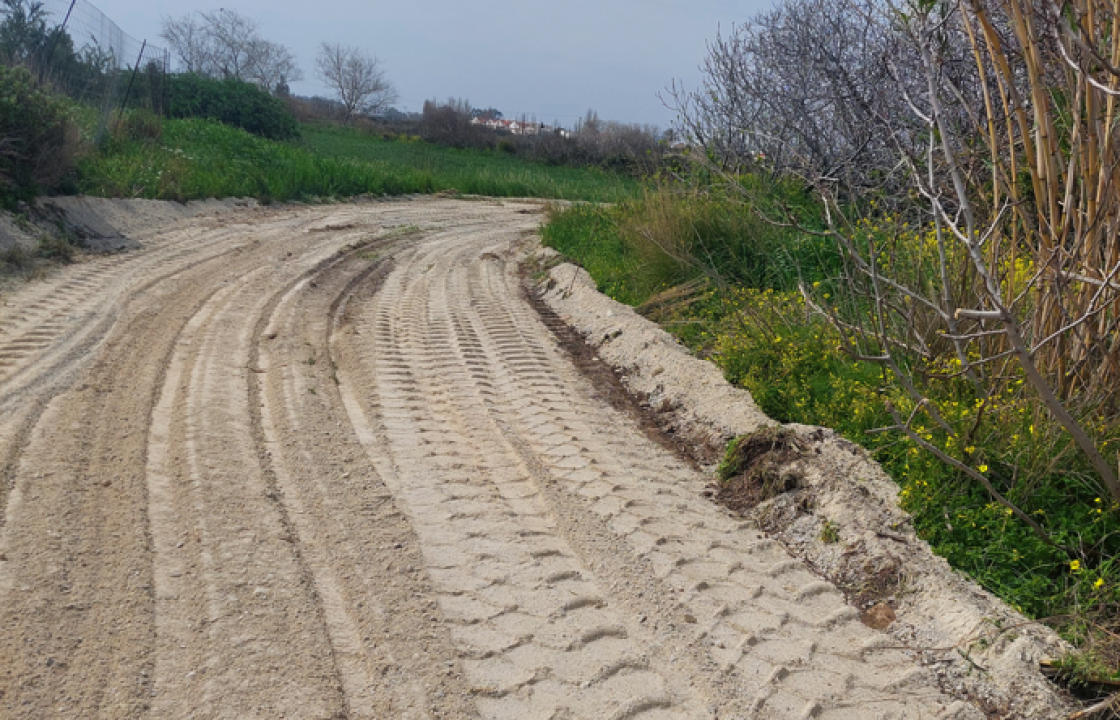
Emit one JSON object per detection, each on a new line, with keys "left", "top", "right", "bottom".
{"left": 714, "top": 427, "right": 805, "bottom": 514}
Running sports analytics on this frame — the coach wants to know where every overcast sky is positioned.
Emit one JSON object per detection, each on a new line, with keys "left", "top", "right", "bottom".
{"left": 76, "top": 0, "right": 765, "bottom": 129}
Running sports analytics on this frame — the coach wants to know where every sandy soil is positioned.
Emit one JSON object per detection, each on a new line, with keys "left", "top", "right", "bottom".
{"left": 0, "top": 197, "right": 1070, "bottom": 718}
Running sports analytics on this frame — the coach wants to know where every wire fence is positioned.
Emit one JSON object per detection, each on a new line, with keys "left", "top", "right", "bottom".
{"left": 4, "top": 0, "right": 169, "bottom": 129}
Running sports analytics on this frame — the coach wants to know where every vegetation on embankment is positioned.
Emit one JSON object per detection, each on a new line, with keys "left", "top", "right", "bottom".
{"left": 0, "top": 65, "right": 82, "bottom": 207}
{"left": 542, "top": 186, "right": 1120, "bottom": 683}
{"left": 75, "top": 114, "right": 638, "bottom": 204}
{"left": 301, "top": 123, "right": 638, "bottom": 202}
{"left": 1, "top": 69, "right": 637, "bottom": 207}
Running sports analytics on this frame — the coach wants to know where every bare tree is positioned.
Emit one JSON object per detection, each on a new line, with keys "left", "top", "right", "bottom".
{"left": 675, "top": 0, "right": 1120, "bottom": 512}
{"left": 663, "top": 0, "right": 979, "bottom": 196}
{"left": 316, "top": 43, "right": 396, "bottom": 120}
{"left": 161, "top": 9, "right": 301, "bottom": 91}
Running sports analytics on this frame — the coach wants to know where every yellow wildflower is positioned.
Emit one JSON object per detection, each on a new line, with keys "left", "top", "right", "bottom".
{"left": 1070, "top": 560, "right": 1081, "bottom": 572}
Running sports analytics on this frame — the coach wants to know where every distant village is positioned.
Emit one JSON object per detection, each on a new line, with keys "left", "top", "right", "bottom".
{"left": 468, "top": 111, "right": 572, "bottom": 138}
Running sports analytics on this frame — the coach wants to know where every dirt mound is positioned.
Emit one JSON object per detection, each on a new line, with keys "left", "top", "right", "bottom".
{"left": 534, "top": 252, "right": 1076, "bottom": 719}
{"left": 0, "top": 195, "right": 258, "bottom": 256}
{"left": 714, "top": 427, "right": 807, "bottom": 513}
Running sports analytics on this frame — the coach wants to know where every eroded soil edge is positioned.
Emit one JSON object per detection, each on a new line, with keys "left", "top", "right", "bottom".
{"left": 528, "top": 248, "right": 1076, "bottom": 719}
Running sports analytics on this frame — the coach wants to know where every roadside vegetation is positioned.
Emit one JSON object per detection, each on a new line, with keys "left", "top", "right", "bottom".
{"left": 0, "top": 64, "right": 80, "bottom": 206}
{"left": 544, "top": 0, "right": 1120, "bottom": 692}
{"left": 1, "top": 75, "right": 637, "bottom": 209}
{"left": 545, "top": 192, "right": 1120, "bottom": 679}
{"left": 76, "top": 115, "right": 637, "bottom": 203}
{"left": 0, "top": 0, "right": 641, "bottom": 210}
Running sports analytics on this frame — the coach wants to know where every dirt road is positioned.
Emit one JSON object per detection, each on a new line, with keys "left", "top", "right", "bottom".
{"left": 0, "top": 198, "right": 975, "bottom": 718}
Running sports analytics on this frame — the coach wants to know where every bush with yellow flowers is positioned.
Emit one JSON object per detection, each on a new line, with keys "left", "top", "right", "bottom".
{"left": 543, "top": 184, "right": 1119, "bottom": 680}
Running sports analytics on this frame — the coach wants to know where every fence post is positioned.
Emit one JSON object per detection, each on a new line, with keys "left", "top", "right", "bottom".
{"left": 39, "top": 0, "right": 78, "bottom": 83}
{"left": 118, "top": 39, "right": 146, "bottom": 117}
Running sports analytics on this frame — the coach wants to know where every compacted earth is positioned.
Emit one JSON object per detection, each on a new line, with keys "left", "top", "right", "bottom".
{"left": 0, "top": 198, "right": 1068, "bottom": 718}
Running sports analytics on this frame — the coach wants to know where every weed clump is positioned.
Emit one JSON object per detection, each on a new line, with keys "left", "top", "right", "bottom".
{"left": 0, "top": 244, "right": 31, "bottom": 271}
{"left": 715, "top": 427, "right": 805, "bottom": 513}
{"left": 36, "top": 232, "right": 74, "bottom": 262}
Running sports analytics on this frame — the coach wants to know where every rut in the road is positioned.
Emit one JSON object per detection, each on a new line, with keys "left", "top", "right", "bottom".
{"left": 1, "top": 198, "right": 976, "bottom": 720}
{"left": 330, "top": 225, "right": 973, "bottom": 719}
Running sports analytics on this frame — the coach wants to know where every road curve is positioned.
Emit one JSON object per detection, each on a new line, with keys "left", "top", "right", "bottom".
{"left": 0, "top": 198, "right": 972, "bottom": 719}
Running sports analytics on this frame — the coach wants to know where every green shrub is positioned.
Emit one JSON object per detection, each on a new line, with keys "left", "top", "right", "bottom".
{"left": 167, "top": 74, "right": 298, "bottom": 140}
{"left": 0, "top": 65, "right": 80, "bottom": 204}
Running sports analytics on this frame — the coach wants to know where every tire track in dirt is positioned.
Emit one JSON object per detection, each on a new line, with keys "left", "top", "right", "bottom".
{"left": 460, "top": 247, "right": 973, "bottom": 718}
{"left": 142, "top": 240, "right": 354, "bottom": 718}
{"left": 332, "top": 225, "right": 976, "bottom": 719}
{"left": 1, "top": 197, "right": 981, "bottom": 718}
{"left": 0, "top": 223, "right": 243, "bottom": 390}
{"left": 0, "top": 202, "right": 464, "bottom": 528}
{"left": 335, "top": 236, "right": 699, "bottom": 719}
{"left": 248, "top": 232, "right": 481, "bottom": 719}
{"left": 0, "top": 223, "right": 297, "bottom": 718}
{"left": 0, "top": 220, "right": 277, "bottom": 534}
{"left": 0, "top": 199, "right": 473, "bottom": 718}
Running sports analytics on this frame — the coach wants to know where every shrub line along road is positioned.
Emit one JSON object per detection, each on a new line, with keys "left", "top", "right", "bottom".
{"left": 0, "top": 198, "right": 974, "bottom": 718}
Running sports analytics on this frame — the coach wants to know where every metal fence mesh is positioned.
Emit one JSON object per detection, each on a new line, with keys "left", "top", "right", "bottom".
{"left": 10, "top": 0, "right": 169, "bottom": 123}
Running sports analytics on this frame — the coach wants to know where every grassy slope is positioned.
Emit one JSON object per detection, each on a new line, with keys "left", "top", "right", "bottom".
{"left": 77, "top": 117, "right": 638, "bottom": 204}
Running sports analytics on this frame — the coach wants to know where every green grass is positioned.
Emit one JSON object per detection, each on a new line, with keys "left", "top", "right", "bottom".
{"left": 542, "top": 186, "right": 1120, "bottom": 678}
{"left": 541, "top": 184, "right": 833, "bottom": 306}
{"left": 302, "top": 124, "right": 638, "bottom": 202}
{"left": 540, "top": 202, "right": 648, "bottom": 303}
{"left": 77, "top": 115, "right": 638, "bottom": 203}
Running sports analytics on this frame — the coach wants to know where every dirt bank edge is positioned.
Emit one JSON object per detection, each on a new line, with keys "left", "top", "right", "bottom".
{"left": 1, "top": 195, "right": 264, "bottom": 255}
{"left": 530, "top": 249, "right": 1077, "bottom": 719}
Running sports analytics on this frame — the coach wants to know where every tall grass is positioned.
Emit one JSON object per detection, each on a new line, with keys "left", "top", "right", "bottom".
{"left": 301, "top": 124, "right": 638, "bottom": 202}
{"left": 77, "top": 114, "right": 639, "bottom": 203}
{"left": 541, "top": 182, "right": 832, "bottom": 305}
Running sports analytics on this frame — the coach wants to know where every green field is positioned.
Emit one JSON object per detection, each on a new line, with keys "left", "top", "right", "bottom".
{"left": 77, "top": 116, "right": 639, "bottom": 204}
{"left": 301, "top": 124, "right": 638, "bottom": 202}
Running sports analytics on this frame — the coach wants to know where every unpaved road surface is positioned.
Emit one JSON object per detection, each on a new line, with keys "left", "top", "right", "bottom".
{"left": 1, "top": 198, "right": 973, "bottom": 719}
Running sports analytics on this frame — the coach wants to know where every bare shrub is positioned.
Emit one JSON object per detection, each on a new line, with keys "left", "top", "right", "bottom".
{"left": 665, "top": 0, "right": 979, "bottom": 197}
{"left": 419, "top": 98, "right": 492, "bottom": 148}
{"left": 416, "top": 100, "right": 665, "bottom": 174}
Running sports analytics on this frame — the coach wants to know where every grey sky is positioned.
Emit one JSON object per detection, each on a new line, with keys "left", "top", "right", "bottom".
{"left": 87, "top": 0, "right": 762, "bottom": 128}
